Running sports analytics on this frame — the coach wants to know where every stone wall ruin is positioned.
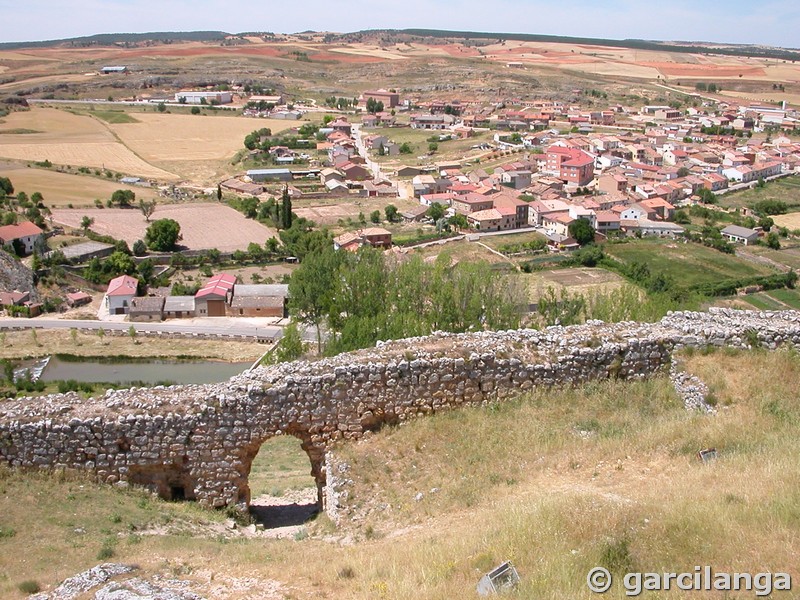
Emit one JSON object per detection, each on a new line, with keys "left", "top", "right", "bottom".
{"left": 1, "top": 308, "right": 799, "bottom": 514}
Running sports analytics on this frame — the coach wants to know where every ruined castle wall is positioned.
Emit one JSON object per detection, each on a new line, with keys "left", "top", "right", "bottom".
{"left": 1, "top": 308, "right": 799, "bottom": 512}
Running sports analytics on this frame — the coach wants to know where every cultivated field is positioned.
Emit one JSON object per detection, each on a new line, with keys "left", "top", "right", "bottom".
{"left": 106, "top": 112, "right": 293, "bottom": 183}
{"left": 293, "top": 196, "right": 419, "bottom": 226}
{"left": 522, "top": 267, "right": 626, "bottom": 302}
{"left": 773, "top": 212, "right": 800, "bottom": 230}
{"left": 0, "top": 162, "right": 160, "bottom": 207}
{"left": 0, "top": 108, "right": 177, "bottom": 180}
{"left": 605, "top": 238, "right": 774, "bottom": 288}
{"left": 51, "top": 203, "right": 277, "bottom": 252}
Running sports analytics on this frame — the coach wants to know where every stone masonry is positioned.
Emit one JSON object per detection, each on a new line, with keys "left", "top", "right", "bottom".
{"left": 0, "top": 308, "right": 798, "bottom": 514}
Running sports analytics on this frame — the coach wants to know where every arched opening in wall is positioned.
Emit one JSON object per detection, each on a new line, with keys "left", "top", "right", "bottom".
{"left": 247, "top": 435, "right": 319, "bottom": 530}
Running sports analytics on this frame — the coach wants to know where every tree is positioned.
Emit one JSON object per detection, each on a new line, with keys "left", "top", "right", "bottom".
{"left": 677, "top": 167, "right": 691, "bottom": 178}
{"left": 759, "top": 216, "right": 774, "bottom": 231}
{"left": 191, "top": 106, "right": 201, "bottom": 115}
{"left": 216, "top": 184, "right": 222, "bottom": 201}
{"left": 568, "top": 219, "right": 595, "bottom": 246}
{"left": 139, "top": 199, "right": 156, "bottom": 222}
{"left": 365, "top": 97, "right": 384, "bottom": 114}
{"left": 281, "top": 186, "right": 293, "bottom": 230}
{"left": 110, "top": 189, "right": 135, "bottom": 207}
{"left": 766, "top": 231, "right": 781, "bottom": 250}
{"left": 384, "top": 204, "right": 399, "bottom": 223}
{"left": 80, "top": 215, "right": 94, "bottom": 234}
{"left": 427, "top": 202, "right": 445, "bottom": 221}
{"left": 289, "top": 246, "right": 340, "bottom": 352}
{"left": 157, "top": 102, "right": 166, "bottom": 113}
{"left": 272, "top": 322, "right": 305, "bottom": 363}
{"left": 132, "top": 239, "right": 147, "bottom": 256}
{"left": 0, "top": 176, "right": 13, "bottom": 196}
{"left": 428, "top": 142, "right": 439, "bottom": 153}
{"left": 144, "top": 218, "right": 181, "bottom": 252}
{"left": 399, "top": 142, "right": 413, "bottom": 154}
{"left": 370, "top": 210, "right": 381, "bottom": 224}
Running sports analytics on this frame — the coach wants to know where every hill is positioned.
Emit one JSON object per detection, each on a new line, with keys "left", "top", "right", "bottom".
{"left": 0, "top": 31, "right": 230, "bottom": 51}
{"left": 1, "top": 346, "right": 798, "bottom": 598}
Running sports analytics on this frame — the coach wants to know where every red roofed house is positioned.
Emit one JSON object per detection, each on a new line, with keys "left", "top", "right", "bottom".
{"left": 0, "top": 221, "right": 44, "bottom": 256}
{"left": 105, "top": 274, "right": 139, "bottom": 315}
{"left": 546, "top": 146, "right": 595, "bottom": 186}
{"left": 195, "top": 273, "right": 236, "bottom": 317}
{"left": 333, "top": 228, "right": 392, "bottom": 251}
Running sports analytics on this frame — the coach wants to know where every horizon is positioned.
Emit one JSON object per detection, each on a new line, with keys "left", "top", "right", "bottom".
{"left": 0, "top": 0, "right": 798, "bottom": 49}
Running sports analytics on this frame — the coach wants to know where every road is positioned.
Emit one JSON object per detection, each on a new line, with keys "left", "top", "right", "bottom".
{"left": 0, "top": 318, "right": 286, "bottom": 341}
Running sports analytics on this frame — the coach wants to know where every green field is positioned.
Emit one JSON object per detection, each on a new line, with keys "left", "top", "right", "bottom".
{"left": 480, "top": 229, "right": 548, "bottom": 252}
{"left": 741, "top": 244, "right": 800, "bottom": 270}
{"left": 367, "top": 126, "right": 493, "bottom": 166}
{"left": 605, "top": 238, "right": 773, "bottom": 288}
{"left": 717, "top": 175, "right": 800, "bottom": 211}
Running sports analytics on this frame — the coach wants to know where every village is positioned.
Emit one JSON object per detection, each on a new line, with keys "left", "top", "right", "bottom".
{"left": 2, "top": 81, "right": 800, "bottom": 323}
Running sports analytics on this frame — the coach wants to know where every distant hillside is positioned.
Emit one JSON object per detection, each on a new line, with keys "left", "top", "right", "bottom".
{"left": 0, "top": 31, "right": 230, "bottom": 51}
{"left": 354, "top": 28, "right": 800, "bottom": 62}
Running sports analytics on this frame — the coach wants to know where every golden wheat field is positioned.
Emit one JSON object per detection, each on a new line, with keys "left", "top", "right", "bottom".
{"left": 0, "top": 162, "right": 161, "bottom": 207}
{"left": 0, "top": 108, "right": 177, "bottom": 179}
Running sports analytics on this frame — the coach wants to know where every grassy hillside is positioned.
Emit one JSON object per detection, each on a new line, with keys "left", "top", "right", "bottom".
{"left": 1, "top": 347, "right": 799, "bottom": 598}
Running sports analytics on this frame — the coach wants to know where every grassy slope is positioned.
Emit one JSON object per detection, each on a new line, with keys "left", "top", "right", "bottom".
{"left": 604, "top": 238, "right": 772, "bottom": 287}
{"left": 2, "top": 348, "right": 800, "bottom": 597}
{"left": 717, "top": 176, "right": 800, "bottom": 211}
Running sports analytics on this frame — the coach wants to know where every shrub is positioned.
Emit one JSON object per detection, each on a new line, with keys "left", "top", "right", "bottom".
{"left": 17, "top": 580, "right": 40, "bottom": 594}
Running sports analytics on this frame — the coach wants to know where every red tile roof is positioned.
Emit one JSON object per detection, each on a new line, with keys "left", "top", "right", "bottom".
{"left": 0, "top": 221, "right": 43, "bottom": 242}
{"left": 107, "top": 275, "right": 138, "bottom": 297}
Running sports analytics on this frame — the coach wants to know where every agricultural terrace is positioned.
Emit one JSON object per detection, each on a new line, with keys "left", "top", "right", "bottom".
{"left": 604, "top": 238, "right": 774, "bottom": 288}
{"left": 51, "top": 203, "right": 277, "bottom": 252}
{"left": 0, "top": 163, "right": 160, "bottom": 208}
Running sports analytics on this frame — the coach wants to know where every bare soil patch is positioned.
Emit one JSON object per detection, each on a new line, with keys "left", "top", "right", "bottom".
{"left": 51, "top": 203, "right": 277, "bottom": 251}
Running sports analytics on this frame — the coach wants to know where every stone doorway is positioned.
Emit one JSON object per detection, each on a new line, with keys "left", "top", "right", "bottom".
{"left": 246, "top": 435, "right": 319, "bottom": 533}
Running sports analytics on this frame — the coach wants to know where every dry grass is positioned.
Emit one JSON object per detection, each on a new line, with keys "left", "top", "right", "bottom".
{"left": 0, "top": 328, "right": 266, "bottom": 362}
{"left": 774, "top": 213, "right": 800, "bottom": 230}
{"left": 50, "top": 203, "right": 278, "bottom": 252}
{"left": 2, "top": 348, "right": 799, "bottom": 598}
{"left": 0, "top": 163, "right": 161, "bottom": 207}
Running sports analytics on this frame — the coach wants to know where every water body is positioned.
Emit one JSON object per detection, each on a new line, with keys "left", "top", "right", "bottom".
{"left": 40, "top": 356, "right": 251, "bottom": 385}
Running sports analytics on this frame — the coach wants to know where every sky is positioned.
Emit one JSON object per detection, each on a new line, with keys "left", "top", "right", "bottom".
{"left": 0, "top": 0, "right": 798, "bottom": 48}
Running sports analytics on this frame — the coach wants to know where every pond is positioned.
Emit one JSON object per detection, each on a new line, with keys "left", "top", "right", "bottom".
{"left": 38, "top": 356, "right": 252, "bottom": 386}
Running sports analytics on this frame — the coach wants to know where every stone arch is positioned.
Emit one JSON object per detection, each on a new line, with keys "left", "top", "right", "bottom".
{"left": 234, "top": 430, "right": 327, "bottom": 511}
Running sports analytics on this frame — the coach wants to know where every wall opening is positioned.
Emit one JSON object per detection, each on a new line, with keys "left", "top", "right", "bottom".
{"left": 246, "top": 435, "right": 319, "bottom": 529}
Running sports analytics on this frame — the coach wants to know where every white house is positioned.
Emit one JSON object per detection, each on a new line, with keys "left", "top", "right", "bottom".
{"left": 721, "top": 225, "right": 760, "bottom": 245}
{"left": 0, "top": 222, "right": 44, "bottom": 255}
{"left": 105, "top": 274, "right": 138, "bottom": 315}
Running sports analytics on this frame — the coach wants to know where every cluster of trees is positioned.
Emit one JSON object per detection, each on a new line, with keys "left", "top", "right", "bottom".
{"left": 753, "top": 200, "right": 788, "bottom": 216}
{"left": 228, "top": 187, "right": 294, "bottom": 230}
{"left": 289, "top": 247, "right": 523, "bottom": 355}
{"left": 324, "top": 96, "right": 356, "bottom": 110}
{"left": 695, "top": 82, "right": 721, "bottom": 93}
{"left": 243, "top": 127, "right": 274, "bottom": 151}
{"left": 365, "top": 98, "right": 384, "bottom": 114}
{"left": 1, "top": 190, "right": 50, "bottom": 230}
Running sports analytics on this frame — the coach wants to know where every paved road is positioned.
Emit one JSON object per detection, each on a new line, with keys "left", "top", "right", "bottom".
{"left": 0, "top": 318, "right": 284, "bottom": 340}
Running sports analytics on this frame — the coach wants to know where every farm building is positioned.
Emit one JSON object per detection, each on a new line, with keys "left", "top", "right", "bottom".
{"left": 66, "top": 291, "right": 92, "bottom": 308}
{"left": 721, "top": 225, "right": 760, "bottom": 245}
{"left": 228, "top": 284, "right": 288, "bottom": 318}
{"left": 195, "top": 273, "right": 236, "bottom": 317}
{"left": 0, "top": 222, "right": 44, "bottom": 256}
{"left": 164, "top": 296, "right": 196, "bottom": 319}
{"left": 105, "top": 274, "right": 138, "bottom": 315}
{"left": 100, "top": 66, "right": 127, "bottom": 74}
{"left": 129, "top": 296, "right": 165, "bottom": 322}
{"left": 174, "top": 91, "right": 233, "bottom": 105}
{"left": 362, "top": 89, "right": 400, "bottom": 108}
{"left": 247, "top": 169, "right": 293, "bottom": 182}
{"left": 48, "top": 241, "right": 114, "bottom": 264}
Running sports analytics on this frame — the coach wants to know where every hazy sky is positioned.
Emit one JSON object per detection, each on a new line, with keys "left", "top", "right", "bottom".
{"left": 0, "top": 0, "right": 798, "bottom": 48}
